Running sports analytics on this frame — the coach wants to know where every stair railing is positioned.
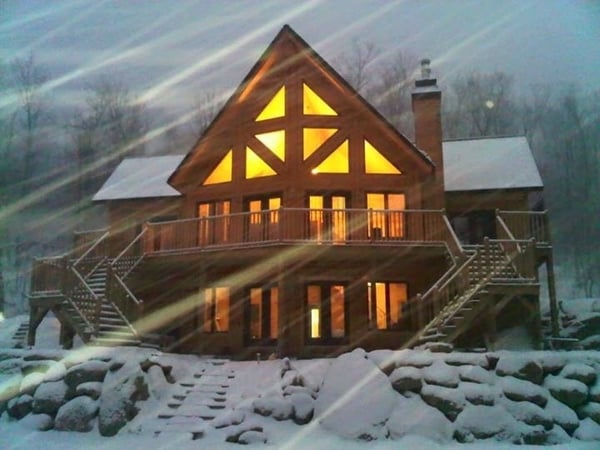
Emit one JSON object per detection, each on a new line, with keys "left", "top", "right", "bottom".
{"left": 64, "top": 264, "right": 102, "bottom": 335}
{"left": 72, "top": 230, "right": 110, "bottom": 280}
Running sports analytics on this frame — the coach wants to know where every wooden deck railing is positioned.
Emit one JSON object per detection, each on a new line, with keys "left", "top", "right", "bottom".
{"left": 143, "top": 208, "right": 459, "bottom": 254}
{"left": 497, "top": 210, "right": 550, "bottom": 245}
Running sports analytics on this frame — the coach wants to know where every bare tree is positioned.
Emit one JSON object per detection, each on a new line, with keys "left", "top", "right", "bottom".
{"left": 334, "top": 39, "right": 380, "bottom": 95}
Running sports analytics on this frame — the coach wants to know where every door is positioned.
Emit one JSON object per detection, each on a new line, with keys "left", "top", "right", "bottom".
{"left": 306, "top": 283, "right": 346, "bottom": 342}
{"left": 246, "top": 286, "right": 279, "bottom": 344}
{"left": 308, "top": 193, "right": 348, "bottom": 242}
{"left": 197, "top": 200, "right": 230, "bottom": 246}
{"left": 245, "top": 195, "right": 281, "bottom": 242}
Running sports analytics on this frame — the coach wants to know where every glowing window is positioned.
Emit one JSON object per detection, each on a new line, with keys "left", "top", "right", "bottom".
{"left": 246, "top": 146, "right": 276, "bottom": 179}
{"left": 202, "top": 287, "right": 230, "bottom": 332}
{"left": 307, "top": 285, "right": 321, "bottom": 338}
{"left": 303, "top": 128, "right": 337, "bottom": 160}
{"left": 303, "top": 83, "right": 337, "bottom": 116}
{"left": 367, "top": 193, "right": 406, "bottom": 238}
{"left": 367, "top": 282, "right": 407, "bottom": 330}
{"left": 364, "top": 140, "right": 401, "bottom": 174}
{"left": 330, "top": 285, "right": 345, "bottom": 338}
{"left": 256, "top": 130, "right": 285, "bottom": 161}
{"left": 256, "top": 86, "right": 285, "bottom": 121}
{"left": 203, "top": 150, "right": 232, "bottom": 185}
{"left": 312, "top": 140, "right": 349, "bottom": 174}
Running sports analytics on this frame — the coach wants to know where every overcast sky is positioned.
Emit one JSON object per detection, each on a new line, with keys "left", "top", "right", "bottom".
{"left": 2, "top": 0, "right": 599, "bottom": 118}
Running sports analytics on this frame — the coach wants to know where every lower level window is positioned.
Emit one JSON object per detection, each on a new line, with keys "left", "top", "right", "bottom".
{"left": 202, "top": 287, "right": 230, "bottom": 332}
{"left": 368, "top": 282, "right": 407, "bottom": 329}
{"left": 307, "top": 284, "right": 346, "bottom": 341}
{"left": 248, "top": 286, "right": 279, "bottom": 342}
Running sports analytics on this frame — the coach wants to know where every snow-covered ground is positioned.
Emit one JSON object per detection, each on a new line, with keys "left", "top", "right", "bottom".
{"left": 1, "top": 304, "right": 600, "bottom": 449}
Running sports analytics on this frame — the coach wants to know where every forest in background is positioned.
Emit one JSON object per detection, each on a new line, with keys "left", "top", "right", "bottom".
{"left": 0, "top": 40, "right": 599, "bottom": 316}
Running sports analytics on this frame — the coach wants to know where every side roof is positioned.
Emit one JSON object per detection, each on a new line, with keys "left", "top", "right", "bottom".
{"left": 93, "top": 155, "right": 184, "bottom": 201}
{"left": 443, "top": 136, "right": 543, "bottom": 192}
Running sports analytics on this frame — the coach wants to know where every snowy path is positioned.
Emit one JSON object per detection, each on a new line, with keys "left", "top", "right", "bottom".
{"left": 139, "top": 359, "right": 235, "bottom": 438}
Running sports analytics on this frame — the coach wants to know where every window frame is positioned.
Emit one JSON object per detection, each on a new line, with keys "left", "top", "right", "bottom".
{"left": 200, "top": 286, "right": 230, "bottom": 333}
{"left": 367, "top": 281, "right": 409, "bottom": 331}
{"left": 305, "top": 282, "right": 348, "bottom": 344}
{"left": 366, "top": 192, "right": 406, "bottom": 239}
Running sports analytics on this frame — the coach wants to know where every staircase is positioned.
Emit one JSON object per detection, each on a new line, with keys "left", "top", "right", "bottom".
{"left": 404, "top": 238, "right": 536, "bottom": 349}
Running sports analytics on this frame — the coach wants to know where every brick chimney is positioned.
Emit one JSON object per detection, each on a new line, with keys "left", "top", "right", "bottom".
{"left": 412, "top": 59, "right": 444, "bottom": 209}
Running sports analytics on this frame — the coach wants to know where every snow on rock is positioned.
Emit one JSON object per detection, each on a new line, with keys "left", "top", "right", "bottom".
{"left": 7, "top": 394, "right": 33, "bottom": 419}
{"left": 578, "top": 402, "right": 600, "bottom": 424}
{"left": 422, "top": 360, "right": 459, "bottom": 388}
{"left": 146, "top": 365, "right": 168, "bottom": 400}
{"left": 495, "top": 354, "right": 543, "bottom": 384}
{"left": 212, "top": 409, "right": 245, "bottom": 429}
{"left": 0, "top": 375, "right": 22, "bottom": 403}
{"left": 420, "top": 384, "right": 466, "bottom": 421}
{"left": 454, "top": 404, "right": 526, "bottom": 442}
{"left": 19, "top": 372, "right": 44, "bottom": 396}
{"left": 498, "top": 376, "right": 548, "bottom": 407}
{"left": 389, "top": 366, "right": 422, "bottom": 393}
{"left": 560, "top": 363, "right": 597, "bottom": 386}
{"left": 75, "top": 381, "right": 103, "bottom": 400}
{"left": 443, "top": 352, "right": 489, "bottom": 368}
{"left": 32, "top": 380, "right": 67, "bottom": 414}
{"left": 545, "top": 396, "right": 580, "bottom": 435}
{"left": 457, "top": 364, "right": 494, "bottom": 384}
{"left": 545, "top": 374, "right": 589, "bottom": 408}
{"left": 591, "top": 382, "right": 600, "bottom": 402}
{"left": 283, "top": 384, "right": 316, "bottom": 399}
{"left": 314, "top": 348, "right": 396, "bottom": 439}
{"left": 19, "top": 412, "right": 54, "bottom": 431}
{"left": 238, "top": 429, "right": 268, "bottom": 444}
{"left": 499, "top": 397, "right": 553, "bottom": 430}
{"left": 538, "top": 352, "right": 568, "bottom": 375}
{"left": 387, "top": 393, "right": 453, "bottom": 443}
{"left": 54, "top": 396, "right": 98, "bottom": 432}
{"left": 253, "top": 394, "right": 293, "bottom": 420}
{"left": 394, "top": 349, "right": 434, "bottom": 368}
{"left": 64, "top": 360, "right": 109, "bottom": 388}
{"left": 460, "top": 382, "right": 498, "bottom": 406}
{"left": 574, "top": 417, "right": 600, "bottom": 441}
{"left": 289, "top": 392, "right": 314, "bottom": 425}
{"left": 42, "top": 362, "right": 67, "bottom": 383}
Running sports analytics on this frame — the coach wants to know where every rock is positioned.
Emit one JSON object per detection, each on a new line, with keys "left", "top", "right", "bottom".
{"left": 281, "top": 369, "right": 302, "bottom": 388}
{"left": 444, "top": 353, "right": 489, "bottom": 368}
{"left": 238, "top": 430, "right": 268, "bottom": 444}
{"left": 23, "top": 351, "right": 63, "bottom": 362}
{"left": 420, "top": 384, "right": 466, "bottom": 421}
{"left": 290, "top": 392, "right": 314, "bottom": 425}
{"left": 387, "top": 394, "right": 453, "bottom": 442}
{"left": 454, "top": 404, "right": 524, "bottom": 441}
{"left": 499, "top": 376, "right": 548, "bottom": 407}
{"left": 0, "top": 376, "right": 22, "bottom": 404}
{"left": 253, "top": 395, "right": 293, "bottom": 420}
{"left": 577, "top": 402, "right": 600, "bottom": 424}
{"left": 64, "top": 360, "right": 109, "bottom": 388}
{"left": 75, "top": 382, "right": 103, "bottom": 400}
{"left": 422, "top": 360, "right": 459, "bottom": 388}
{"left": 545, "top": 397, "right": 579, "bottom": 435}
{"left": 591, "top": 382, "right": 600, "bottom": 403}
{"left": 545, "top": 375, "right": 588, "bottom": 408}
{"left": 21, "top": 360, "right": 54, "bottom": 376}
{"left": 496, "top": 355, "right": 543, "bottom": 385}
{"left": 314, "top": 348, "right": 396, "bottom": 439}
{"left": 389, "top": 366, "right": 422, "bottom": 393}
{"left": 54, "top": 396, "right": 98, "bottom": 432}
{"left": 212, "top": 409, "right": 245, "bottom": 429}
{"left": 574, "top": 417, "right": 600, "bottom": 441}
{"left": 538, "top": 353, "right": 566, "bottom": 375}
{"left": 367, "top": 349, "right": 396, "bottom": 375}
{"left": 499, "top": 398, "right": 553, "bottom": 430}
{"left": 461, "top": 382, "right": 498, "bottom": 406}
{"left": 98, "top": 363, "right": 148, "bottom": 437}
{"left": 560, "top": 363, "right": 597, "bottom": 386}
{"left": 418, "top": 342, "right": 453, "bottom": 353}
{"left": 42, "top": 362, "right": 67, "bottom": 382}
{"left": 147, "top": 365, "right": 168, "bottom": 400}
{"left": 457, "top": 365, "right": 493, "bottom": 384}
{"left": 283, "top": 385, "right": 316, "bottom": 399}
{"left": 20, "top": 413, "right": 54, "bottom": 431}
{"left": 20, "top": 372, "right": 44, "bottom": 396}
{"left": 7, "top": 394, "right": 33, "bottom": 419}
{"left": 394, "top": 350, "right": 434, "bottom": 369}
{"left": 544, "top": 425, "right": 571, "bottom": 445}
{"left": 225, "top": 423, "right": 263, "bottom": 443}
{"left": 32, "top": 380, "right": 68, "bottom": 414}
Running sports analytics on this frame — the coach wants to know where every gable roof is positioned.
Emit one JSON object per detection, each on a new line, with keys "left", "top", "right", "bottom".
{"left": 168, "top": 25, "right": 433, "bottom": 191}
{"left": 442, "top": 136, "right": 543, "bottom": 192}
{"left": 93, "top": 155, "right": 184, "bottom": 201}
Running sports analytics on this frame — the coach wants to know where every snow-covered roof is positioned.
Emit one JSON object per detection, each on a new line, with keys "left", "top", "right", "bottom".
{"left": 443, "top": 136, "right": 543, "bottom": 192}
{"left": 93, "top": 155, "right": 185, "bottom": 201}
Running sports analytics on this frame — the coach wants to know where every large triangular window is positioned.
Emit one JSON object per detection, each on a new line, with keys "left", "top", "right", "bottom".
{"left": 303, "top": 128, "right": 338, "bottom": 160}
{"left": 312, "top": 140, "right": 349, "bottom": 174}
{"left": 246, "top": 146, "right": 277, "bottom": 179}
{"left": 255, "top": 130, "right": 285, "bottom": 161}
{"left": 256, "top": 86, "right": 285, "bottom": 121}
{"left": 203, "top": 150, "right": 233, "bottom": 185}
{"left": 364, "top": 140, "right": 402, "bottom": 174}
{"left": 303, "top": 83, "right": 337, "bottom": 116}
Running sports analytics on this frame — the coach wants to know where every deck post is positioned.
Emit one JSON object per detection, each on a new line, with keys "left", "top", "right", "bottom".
{"left": 546, "top": 255, "right": 559, "bottom": 337}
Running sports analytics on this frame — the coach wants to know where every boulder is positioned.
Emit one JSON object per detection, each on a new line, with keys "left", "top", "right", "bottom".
{"left": 367, "top": 349, "right": 396, "bottom": 375}
{"left": 577, "top": 402, "right": 600, "bottom": 424}
{"left": 460, "top": 382, "right": 498, "bottom": 406}
{"left": 389, "top": 366, "right": 422, "bottom": 393}
{"left": 75, "top": 382, "right": 103, "bottom": 400}
{"left": 590, "top": 382, "right": 600, "bottom": 403}
{"left": 290, "top": 392, "right": 314, "bottom": 425}
{"left": 545, "top": 396, "right": 579, "bottom": 435}
{"left": 387, "top": 394, "right": 453, "bottom": 442}
{"left": 574, "top": 417, "right": 600, "bottom": 441}
{"left": 418, "top": 342, "right": 453, "bottom": 353}
{"left": 422, "top": 360, "right": 459, "bottom": 388}
{"left": 253, "top": 395, "right": 293, "bottom": 420}
{"left": 238, "top": 430, "right": 268, "bottom": 444}
{"left": 20, "top": 413, "right": 54, "bottom": 431}
{"left": 147, "top": 365, "right": 168, "bottom": 400}
{"left": 23, "top": 351, "right": 63, "bottom": 362}
{"left": 314, "top": 349, "right": 396, "bottom": 439}
{"left": 21, "top": 360, "right": 54, "bottom": 376}
{"left": 559, "top": 363, "right": 596, "bottom": 386}
{"left": 0, "top": 376, "right": 22, "bottom": 405}
{"left": 7, "top": 394, "right": 33, "bottom": 419}
{"left": 499, "top": 376, "right": 548, "bottom": 407}
{"left": 394, "top": 350, "right": 434, "bottom": 369}
{"left": 457, "top": 365, "right": 494, "bottom": 384}
{"left": 545, "top": 375, "right": 588, "bottom": 408}
{"left": 212, "top": 409, "right": 245, "bottom": 429}
{"left": 499, "top": 398, "right": 553, "bottom": 430}
{"left": 225, "top": 423, "right": 264, "bottom": 443}
{"left": 19, "top": 372, "right": 44, "bottom": 396}
{"left": 54, "top": 396, "right": 98, "bottom": 432}
{"left": 32, "top": 380, "right": 68, "bottom": 415}
{"left": 42, "top": 362, "right": 67, "bottom": 383}
{"left": 454, "top": 404, "right": 524, "bottom": 441}
{"left": 444, "top": 353, "right": 489, "bottom": 368}
{"left": 283, "top": 385, "right": 316, "bottom": 399}
{"left": 496, "top": 355, "right": 543, "bottom": 385}
{"left": 420, "top": 384, "right": 466, "bottom": 421}
{"left": 64, "top": 360, "right": 109, "bottom": 388}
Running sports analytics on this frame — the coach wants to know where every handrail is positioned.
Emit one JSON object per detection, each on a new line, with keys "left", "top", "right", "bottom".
{"left": 73, "top": 230, "right": 110, "bottom": 268}
{"left": 113, "top": 227, "right": 147, "bottom": 265}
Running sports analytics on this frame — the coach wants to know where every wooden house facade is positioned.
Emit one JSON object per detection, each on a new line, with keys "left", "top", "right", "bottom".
{"left": 29, "top": 26, "right": 558, "bottom": 357}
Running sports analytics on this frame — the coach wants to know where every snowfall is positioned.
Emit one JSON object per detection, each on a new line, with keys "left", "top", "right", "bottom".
{"left": 1, "top": 299, "right": 600, "bottom": 449}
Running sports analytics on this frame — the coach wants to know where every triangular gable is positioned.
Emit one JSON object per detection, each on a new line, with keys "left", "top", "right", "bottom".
{"left": 169, "top": 25, "right": 433, "bottom": 192}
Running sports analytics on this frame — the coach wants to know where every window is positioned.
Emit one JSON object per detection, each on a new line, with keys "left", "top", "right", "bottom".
{"left": 364, "top": 140, "right": 401, "bottom": 174}
{"left": 307, "top": 284, "right": 346, "bottom": 341}
{"left": 245, "top": 195, "right": 281, "bottom": 241}
{"left": 303, "top": 128, "right": 338, "bottom": 160}
{"left": 256, "top": 86, "right": 285, "bottom": 121}
{"left": 247, "top": 286, "right": 279, "bottom": 343}
{"left": 303, "top": 83, "right": 337, "bottom": 116}
{"left": 255, "top": 130, "right": 285, "bottom": 161}
{"left": 197, "top": 200, "right": 230, "bottom": 246}
{"left": 202, "top": 287, "right": 230, "bottom": 332}
{"left": 311, "top": 140, "right": 349, "bottom": 174}
{"left": 450, "top": 211, "right": 497, "bottom": 245}
{"left": 246, "top": 146, "right": 277, "bottom": 179}
{"left": 367, "top": 282, "right": 408, "bottom": 330}
{"left": 203, "top": 150, "right": 233, "bottom": 185}
{"left": 366, "top": 193, "right": 406, "bottom": 239}
{"left": 308, "top": 194, "right": 348, "bottom": 242}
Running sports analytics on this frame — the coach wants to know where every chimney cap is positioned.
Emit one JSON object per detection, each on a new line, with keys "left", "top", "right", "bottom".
{"left": 420, "top": 59, "right": 432, "bottom": 79}
{"left": 414, "top": 57, "right": 439, "bottom": 91}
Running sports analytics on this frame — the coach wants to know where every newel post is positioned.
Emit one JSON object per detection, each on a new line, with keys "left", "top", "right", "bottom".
{"left": 416, "top": 293, "right": 425, "bottom": 329}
